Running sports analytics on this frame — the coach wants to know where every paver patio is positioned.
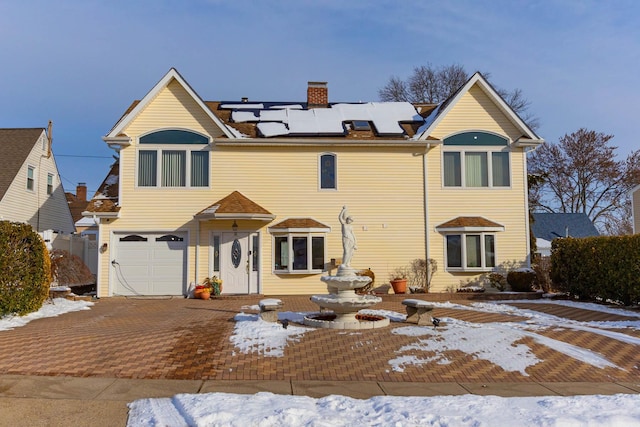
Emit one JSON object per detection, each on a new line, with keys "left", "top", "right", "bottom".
{"left": 0, "top": 295, "right": 638, "bottom": 384}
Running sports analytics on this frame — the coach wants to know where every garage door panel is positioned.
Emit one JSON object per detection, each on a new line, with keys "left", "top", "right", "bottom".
{"left": 113, "top": 232, "right": 187, "bottom": 296}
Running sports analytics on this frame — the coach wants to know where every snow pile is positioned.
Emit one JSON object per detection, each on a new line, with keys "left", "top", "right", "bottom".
{"left": 128, "top": 392, "right": 640, "bottom": 427}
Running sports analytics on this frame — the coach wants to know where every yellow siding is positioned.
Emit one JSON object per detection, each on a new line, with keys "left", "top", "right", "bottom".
{"left": 425, "top": 85, "right": 530, "bottom": 292}
{"left": 96, "top": 77, "right": 534, "bottom": 296}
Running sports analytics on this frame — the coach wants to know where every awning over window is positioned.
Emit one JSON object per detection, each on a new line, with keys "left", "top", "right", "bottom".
{"left": 195, "top": 190, "right": 275, "bottom": 221}
{"left": 435, "top": 216, "right": 504, "bottom": 232}
{"left": 268, "top": 218, "right": 331, "bottom": 233}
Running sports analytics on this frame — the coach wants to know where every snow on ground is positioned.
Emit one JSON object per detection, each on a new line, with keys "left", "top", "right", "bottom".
{"left": 0, "top": 298, "right": 93, "bottom": 331}
{"left": 128, "top": 392, "right": 640, "bottom": 426}
{"left": 130, "top": 299, "right": 640, "bottom": 426}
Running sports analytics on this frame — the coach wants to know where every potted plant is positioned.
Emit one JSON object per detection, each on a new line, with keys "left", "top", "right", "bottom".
{"left": 194, "top": 284, "right": 211, "bottom": 300}
{"left": 202, "top": 276, "right": 223, "bottom": 296}
{"left": 389, "top": 267, "right": 409, "bottom": 294}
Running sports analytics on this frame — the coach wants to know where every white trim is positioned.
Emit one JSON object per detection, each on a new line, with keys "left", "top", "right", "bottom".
{"left": 104, "top": 68, "right": 235, "bottom": 140}
{"left": 416, "top": 72, "right": 543, "bottom": 144}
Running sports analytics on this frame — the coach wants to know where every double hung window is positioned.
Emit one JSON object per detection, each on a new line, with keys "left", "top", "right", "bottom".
{"left": 319, "top": 153, "right": 336, "bottom": 190}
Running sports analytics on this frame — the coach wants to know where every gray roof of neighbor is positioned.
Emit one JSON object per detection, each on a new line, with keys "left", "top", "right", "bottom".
{"left": 531, "top": 213, "right": 600, "bottom": 241}
{"left": 0, "top": 128, "right": 44, "bottom": 201}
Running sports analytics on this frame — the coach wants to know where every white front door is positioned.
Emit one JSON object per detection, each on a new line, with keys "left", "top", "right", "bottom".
{"left": 216, "top": 232, "right": 259, "bottom": 294}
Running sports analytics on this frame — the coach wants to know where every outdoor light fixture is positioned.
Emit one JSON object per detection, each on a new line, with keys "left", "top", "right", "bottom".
{"left": 232, "top": 220, "right": 238, "bottom": 234}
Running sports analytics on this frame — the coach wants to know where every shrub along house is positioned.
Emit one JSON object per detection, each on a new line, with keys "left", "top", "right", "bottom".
{"left": 85, "top": 68, "right": 543, "bottom": 297}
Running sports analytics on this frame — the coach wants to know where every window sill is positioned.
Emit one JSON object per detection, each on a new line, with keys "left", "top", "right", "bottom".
{"left": 446, "top": 267, "right": 494, "bottom": 273}
{"left": 274, "top": 270, "right": 324, "bottom": 275}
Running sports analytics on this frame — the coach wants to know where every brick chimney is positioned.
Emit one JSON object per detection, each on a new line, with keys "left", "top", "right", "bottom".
{"left": 76, "top": 182, "right": 87, "bottom": 202}
{"left": 307, "top": 81, "right": 328, "bottom": 108}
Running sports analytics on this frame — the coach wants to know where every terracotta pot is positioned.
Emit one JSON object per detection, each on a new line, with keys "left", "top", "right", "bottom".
{"left": 194, "top": 288, "right": 211, "bottom": 300}
{"left": 390, "top": 279, "right": 408, "bottom": 294}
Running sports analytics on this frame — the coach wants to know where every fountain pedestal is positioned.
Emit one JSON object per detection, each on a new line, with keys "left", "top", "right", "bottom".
{"left": 304, "top": 267, "right": 390, "bottom": 330}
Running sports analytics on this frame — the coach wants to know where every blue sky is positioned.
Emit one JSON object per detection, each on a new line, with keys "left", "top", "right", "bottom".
{"left": 1, "top": 0, "right": 638, "bottom": 196}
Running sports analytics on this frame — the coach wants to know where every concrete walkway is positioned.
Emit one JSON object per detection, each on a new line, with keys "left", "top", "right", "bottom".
{"left": 1, "top": 374, "right": 639, "bottom": 427}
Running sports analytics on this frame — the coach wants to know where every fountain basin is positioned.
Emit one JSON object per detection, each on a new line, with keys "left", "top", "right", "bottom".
{"left": 303, "top": 311, "right": 390, "bottom": 330}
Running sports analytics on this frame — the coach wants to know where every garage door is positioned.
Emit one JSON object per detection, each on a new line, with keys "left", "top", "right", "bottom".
{"left": 111, "top": 232, "right": 187, "bottom": 296}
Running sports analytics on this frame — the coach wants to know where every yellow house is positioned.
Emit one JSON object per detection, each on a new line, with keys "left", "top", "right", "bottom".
{"left": 85, "top": 68, "right": 543, "bottom": 297}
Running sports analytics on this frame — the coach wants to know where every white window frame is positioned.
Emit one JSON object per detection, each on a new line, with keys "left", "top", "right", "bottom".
{"left": 442, "top": 146, "right": 512, "bottom": 189}
{"left": 26, "top": 165, "right": 35, "bottom": 191}
{"left": 272, "top": 233, "right": 327, "bottom": 274}
{"left": 136, "top": 146, "right": 210, "bottom": 189}
{"left": 47, "top": 173, "right": 54, "bottom": 195}
{"left": 443, "top": 232, "right": 497, "bottom": 272}
{"left": 318, "top": 152, "right": 337, "bottom": 191}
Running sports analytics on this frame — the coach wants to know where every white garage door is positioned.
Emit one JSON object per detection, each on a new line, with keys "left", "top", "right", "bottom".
{"left": 111, "top": 232, "right": 187, "bottom": 296}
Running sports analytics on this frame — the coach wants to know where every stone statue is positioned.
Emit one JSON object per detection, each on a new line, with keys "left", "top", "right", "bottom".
{"left": 339, "top": 205, "right": 357, "bottom": 270}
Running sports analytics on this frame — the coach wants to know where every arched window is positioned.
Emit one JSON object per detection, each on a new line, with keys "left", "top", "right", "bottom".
{"left": 137, "top": 130, "right": 209, "bottom": 188}
{"left": 319, "top": 153, "right": 336, "bottom": 190}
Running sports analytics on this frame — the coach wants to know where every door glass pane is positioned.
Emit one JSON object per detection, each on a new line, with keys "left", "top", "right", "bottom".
{"left": 466, "top": 235, "right": 481, "bottom": 267}
{"left": 252, "top": 235, "right": 259, "bottom": 272}
{"left": 191, "top": 151, "right": 209, "bottom": 187}
{"left": 465, "top": 152, "right": 488, "bottom": 187}
{"left": 274, "top": 236, "right": 288, "bottom": 270}
{"left": 213, "top": 235, "right": 220, "bottom": 272}
{"left": 231, "top": 239, "right": 241, "bottom": 268}
{"left": 292, "top": 237, "right": 308, "bottom": 270}
{"left": 162, "top": 150, "right": 186, "bottom": 187}
{"left": 492, "top": 152, "right": 510, "bottom": 186}
{"left": 446, "top": 235, "right": 462, "bottom": 268}
{"left": 138, "top": 151, "right": 157, "bottom": 187}
{"left": 311, "top": 236, "right": 324, "bottom": 270}
{"left": 443, "top": 152, "right": 461, "bottom": 186}
{"left": 484, "top": 235, "right": 496, "bottom": 267}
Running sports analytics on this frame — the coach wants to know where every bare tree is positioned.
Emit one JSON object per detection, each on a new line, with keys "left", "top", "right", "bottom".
{"left": 528, "top": 128, "right": 640, "bottom": 234}
{"left": 379, "top": 63, "right": 539, "bottom": 131}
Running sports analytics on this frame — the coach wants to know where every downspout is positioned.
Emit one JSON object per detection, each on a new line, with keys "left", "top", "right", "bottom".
{"left": 423, "top": 144, "right": 433, "bottom": 279}
{"left": 523, "top": 147, "right": 532, "bottom": 267}
{"left": 195, "top": 219, "right": 200, "bottom": 286}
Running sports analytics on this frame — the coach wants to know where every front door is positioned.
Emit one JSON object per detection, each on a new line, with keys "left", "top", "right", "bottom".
{"left": 216, "top": 232, "right": 259, "bottom": 294}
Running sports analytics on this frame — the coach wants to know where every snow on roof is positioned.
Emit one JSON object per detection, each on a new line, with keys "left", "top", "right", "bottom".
{"left": 231, "top": 102, "right": 422, "bottom": 137}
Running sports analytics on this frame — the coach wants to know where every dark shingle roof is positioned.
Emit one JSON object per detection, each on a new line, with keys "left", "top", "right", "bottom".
{"left": 531, "top": 213, "right": 600, "bottom": 241}
{"left": 0, "top": 128, "right": 44, "bottom": 201}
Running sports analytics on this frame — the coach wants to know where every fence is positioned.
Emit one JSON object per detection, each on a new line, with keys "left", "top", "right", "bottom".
{"left": 40, "top": 230, "right": 98, "bottom": 275}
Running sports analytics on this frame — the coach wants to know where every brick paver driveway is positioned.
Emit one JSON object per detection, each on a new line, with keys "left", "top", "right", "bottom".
{"left": 1, "top": 295, "right": 638, "bottom": 383}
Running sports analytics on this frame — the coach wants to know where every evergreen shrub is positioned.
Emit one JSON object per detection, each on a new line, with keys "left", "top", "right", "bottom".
{"left": 551, "top": 235, "right": 640, "bottom": 305}
{"left": 0, "top": 221, "right": 51, "bottom": 316}
{"left": 506, "top": 269, "right": 536, "bottom": 292}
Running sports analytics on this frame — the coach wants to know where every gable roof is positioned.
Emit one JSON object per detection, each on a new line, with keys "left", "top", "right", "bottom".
{"left": 104, "top": 68, "right": 235, "bottom": 141}
{"left": 414, "top": 72, "right": 543, "bottom": 145}
{"left": 0, "top": 128, "right": 45, "bottom": 201}
{"left": 195, "top": 191, "right": 275, "bottom": 220}
{"left": 531, "top": 213, "right": 600, "bottom": 241}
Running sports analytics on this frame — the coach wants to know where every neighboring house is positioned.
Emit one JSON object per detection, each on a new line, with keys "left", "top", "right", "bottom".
{"left": 632, "top": 185, "right": 640, "bottom": 234}
{"left": 0, "top": 126, "right": 75, "bottom": 234}
{"left": 531, "top": 213, "right": 600, "bottom": 257}
{"left": 86, "top": 68, "right": 543, "bottom": 297}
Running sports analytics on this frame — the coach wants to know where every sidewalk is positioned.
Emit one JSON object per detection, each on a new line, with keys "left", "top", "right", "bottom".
{"left": 1, "top": 374, "right": 639, "bottom": 427}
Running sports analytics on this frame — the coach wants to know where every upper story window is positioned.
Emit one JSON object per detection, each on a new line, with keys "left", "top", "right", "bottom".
{"left": 47, "top": 173, "right": 54, "bottom": 195}
{"left": 319, "top": 153, "right": 336, "bottom": 190}
{"left": 137, "top": 130, "right": 209, "bottom": 188}
{"left": 443, "top": 132, "right": 511, "bottom": 188}
{"left": 26, "top": 166, "right": 35, "bottom": 191}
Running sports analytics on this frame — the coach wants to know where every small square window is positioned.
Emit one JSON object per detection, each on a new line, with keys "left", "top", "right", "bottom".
{"left": 351, "top": 121, "right": 370, "bottom": 131}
